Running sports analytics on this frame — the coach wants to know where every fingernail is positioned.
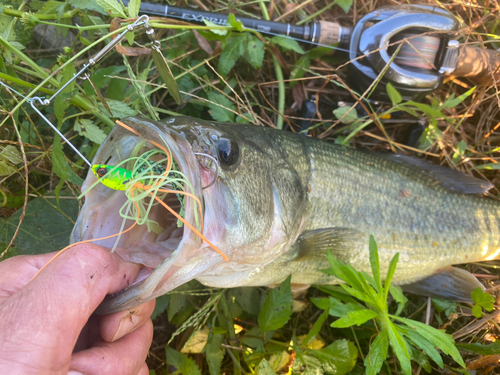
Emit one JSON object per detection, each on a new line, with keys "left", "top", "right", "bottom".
{"left": 112, "top": 313, "right": 140, "bottom": 341}
{"left": 68, "top": 371, "right": 84, "bottom": 375}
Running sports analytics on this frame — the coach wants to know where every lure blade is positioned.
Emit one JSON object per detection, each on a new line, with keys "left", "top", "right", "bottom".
{"left": 151, "top": 48, "right": 181, "bottom": 105}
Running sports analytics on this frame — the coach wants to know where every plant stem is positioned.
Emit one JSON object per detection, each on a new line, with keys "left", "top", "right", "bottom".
{"left": 37, "top": 20, "right": 110, "bottom": 30}
{"left": 3, "top": 7, "right": 78, "bottom": 20}
{"left": 259, "top": 1, "right": 285, "bottom": 129}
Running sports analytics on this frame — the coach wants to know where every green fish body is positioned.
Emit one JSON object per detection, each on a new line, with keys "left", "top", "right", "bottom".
{"left": 72, "top": 116, "right": 499, "bottom": 313}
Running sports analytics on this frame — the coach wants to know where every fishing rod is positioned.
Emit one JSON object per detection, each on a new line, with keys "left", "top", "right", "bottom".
{"left": 122, "top": 0, "right": 352, "bottom": 50}
{"left": 127, "top": 2, "right": 500, "bottom": 102}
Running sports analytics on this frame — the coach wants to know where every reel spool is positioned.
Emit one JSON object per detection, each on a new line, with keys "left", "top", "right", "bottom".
{"left": 349, "top": 5, "right": 460, "bottom": 102}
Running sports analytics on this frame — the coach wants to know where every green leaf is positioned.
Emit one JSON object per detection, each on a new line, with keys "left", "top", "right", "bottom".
{"left": 432, "top": 298, "right": 458, "bottom": 317}
{"left": 127, "top": 0, "right": 140, "bottom": 18}
{"left": 272, "top": 36, "right": 305, "bottom": 54}
{"left": 258, "top": 275, "right": 293, "bottom": 333}
{"left": 168, "top": 292, "right": 187, "bottom": 321}
{"left": 471, "top": 287, "right": 495, "bottom": 318}
{"left": 95, "top": 0, "right": 127, "bottom": 18}
{"left": 333, "top": 106, "right": 358, "bottom": 124}
{"left": 289, "top": 55, "right": 310, "bottom": 88}
{"left": 218, "top": 35, "right": 246, "bottom": 77}
{"left": 389, "top": 285, "right": 407, "bottom": 316}
{"left": 475, "top": 162, "right": 500, "bottom": 170}
{"left": 452, "top": 140, "right": 467, "bottom": 164}
{"left": 229, "top": 287, "right": 262, "bottom": 317}
{"left": 369, "top": 235, "right": 382, "bottom": 292}
{"left": 292, "top": 352, "right": 323, "bottom": 375}
{"left": 227, "top": 13, "right": 243, "bottom": 31}
{"left": 309, "top": 339, "right": 358, "bottom": 374}
{"left": 244, "top": 36, "right": 264, "bottom": 69}
{"left": 38, "top": 1, "right": 65, "bottom": 15}
{"left": 0, "top": 161, "right": 17, "bottom": 176}
{"left": 151, "top": 49, "right": 181, "bottom": 105}
{"left": 74, "top": 119, "right": 107, "bottom": 144}
{"left": 165, "top": 347, "right": 201, "bottom": 375}
{"left": 80, "top": 35, "right": 92, "bottom": 45}
{"left": 394, "top": 316, "right": 465, "bottom": 368}
{"left": 97, "top": 99, "right": 138, "bottom": 118}
{"left": 384, "top": 252, "right": 399, "bottom": 299}
{"left": 51, "top": 136, "right": 84, "bottom": 186}
{"left": 68, "top": 0, "right": 106, "bottom": 14}
{"left": 0, "top": 145, "right": 22, "bottom": 165}
{"left": 398, "top": 325, "right": 443, "bottom": 368}
{"left": 207, "top": 91, "right": 235, "bottom": 123}
{"left": 456, "top": 342, "right": 500, "bottom": 355}
{"left": 328, "top": 298, "right": 365, "bottom": 318}
{"left": 241, "top": 326, "right": 273, "bottom": 349}
{"left": 311, "top": 297, "right": 330, "bottom": 310}
{"left": 257, "top": 359, "right": 277, "bottom": 375}
{"left": 303, "top": 308, "right": 329, "bottom": 345}
{"left": 365, "top": 329, "right": 389, "bottom": 375}
{"left": 203, "top": 19, "right": 228, "bottom": 36}
{"left": 151, "top": 294, "right": 170, "bottom": 319}
{"left": 205, "top": 333, "right": 224, "bottom": 375}
{"left": 412, "top": 349, "right": 432, "bottom": 373}
{"left": 84, "top": 66, "right": 126, "bottom": 96}
{"left": 442, "top": 87, "right": 476, "bottom": 108}
{"left": 386, "top": 82, "right": 402, "bottom": 105}
{"left": 236, "top": 112, "right": 257, "bottom": 124}
{"left": 387, "top": 320, "right": 412, "bottom": 375}
{"left": 331, "top": 309, "right": 378, "bottom": 328}
{"left": 336, "top": 0, "right": 353, "bottom": 13}
{"left": 0, "top": 196, "right": 79, "bottom": 258}
{"left": 406, "top": 101, "right": 443, "bottom": 120}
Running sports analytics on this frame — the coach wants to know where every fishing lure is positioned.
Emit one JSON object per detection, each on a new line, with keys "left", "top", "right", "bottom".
{"left": 92, "top": 164, "right": 132, "bottom": 190}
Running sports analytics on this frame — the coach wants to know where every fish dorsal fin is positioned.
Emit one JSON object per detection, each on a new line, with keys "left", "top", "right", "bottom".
{"left": 294, "top": 228, "right": 367, "bottom": 263}
{"left": 388, "top": 153, "right": 493, "bottom": 194}
{"left": 401, "top": 266, "right": 484, "bottom": 302}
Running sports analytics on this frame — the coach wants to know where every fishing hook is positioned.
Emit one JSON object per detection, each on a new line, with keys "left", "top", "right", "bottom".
{"left": 194, "top": 152, "right": 219, "bottom": 189}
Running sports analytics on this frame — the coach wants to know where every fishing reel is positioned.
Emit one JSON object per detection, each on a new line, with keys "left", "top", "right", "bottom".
{"left": 349, "top": 4, "right": 461, "bottom": 102}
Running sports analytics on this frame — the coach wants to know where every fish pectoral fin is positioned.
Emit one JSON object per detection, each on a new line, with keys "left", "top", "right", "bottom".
{"left": 294, "top": 228, "right": 367, "bottom": 263}
{"left": 388, "top": 153, "right": 493, "bottom": 194}
{"left": 401, "top": 266, "right": 485, "bottom": 302}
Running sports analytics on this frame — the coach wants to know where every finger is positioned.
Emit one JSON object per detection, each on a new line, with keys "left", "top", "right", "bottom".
{"left": 137, "top": 362, "right": 149, "bottom": 375}
{"left": 100, "top": 299, "right": 156, "bottom": 342}
{"left": 0, "top": 253, "right": 61, "bottom": 302}
{"left": 70, "top": 319, "right": 153, "bottom": 375}
{"left": 0, "top": 243, "right": 141, "bottom": 372}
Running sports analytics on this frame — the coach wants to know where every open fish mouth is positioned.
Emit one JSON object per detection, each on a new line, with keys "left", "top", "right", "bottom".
{"left": 71, "top": 117, "right": 224, "bottom": 314}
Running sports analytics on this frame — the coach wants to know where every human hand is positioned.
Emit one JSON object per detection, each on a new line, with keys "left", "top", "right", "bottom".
{"left": 0, "top": 243, "right": 155, "bottom": 375}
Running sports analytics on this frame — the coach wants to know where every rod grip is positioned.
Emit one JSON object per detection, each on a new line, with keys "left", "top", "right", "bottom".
{"left": 452, "top": 45, "right": 500, "bottom": 84}
{"left": 316, "top": 21, "right": 340, "bottom": 46}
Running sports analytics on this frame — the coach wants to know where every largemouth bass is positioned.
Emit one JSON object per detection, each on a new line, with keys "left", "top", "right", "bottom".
{"left": 71, "top": 116, "right": 499, "bottom": 314}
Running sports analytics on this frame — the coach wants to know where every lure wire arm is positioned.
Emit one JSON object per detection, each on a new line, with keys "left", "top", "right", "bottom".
{"left": 194, "top": 152, "right": 219, "bottom": 189}
{"left": 29, "top": 97, "right": 93, "bottom": 167}
{"left": 27, "top": 15, "right": 153, "bottom": 169}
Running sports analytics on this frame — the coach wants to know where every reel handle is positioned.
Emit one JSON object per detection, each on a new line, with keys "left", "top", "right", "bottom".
{"left": 451, "top": 46, "right": 500, "bottom": 85}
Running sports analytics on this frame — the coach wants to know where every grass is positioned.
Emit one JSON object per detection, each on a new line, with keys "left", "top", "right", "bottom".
{"left": 1, "top": 0, "right": 500, "bottom": 373}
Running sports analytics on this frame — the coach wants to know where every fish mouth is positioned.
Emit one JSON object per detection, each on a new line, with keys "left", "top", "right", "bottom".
{"left": 71, "top": 116, "right": 223, "bottom": 314}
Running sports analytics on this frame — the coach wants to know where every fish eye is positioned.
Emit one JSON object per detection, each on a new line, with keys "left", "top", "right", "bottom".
{"left": 216, "top": 138, "right": 240, "bottom": 168}
{"left": 96, "top": 167, "right": 107, "bottom": 178}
